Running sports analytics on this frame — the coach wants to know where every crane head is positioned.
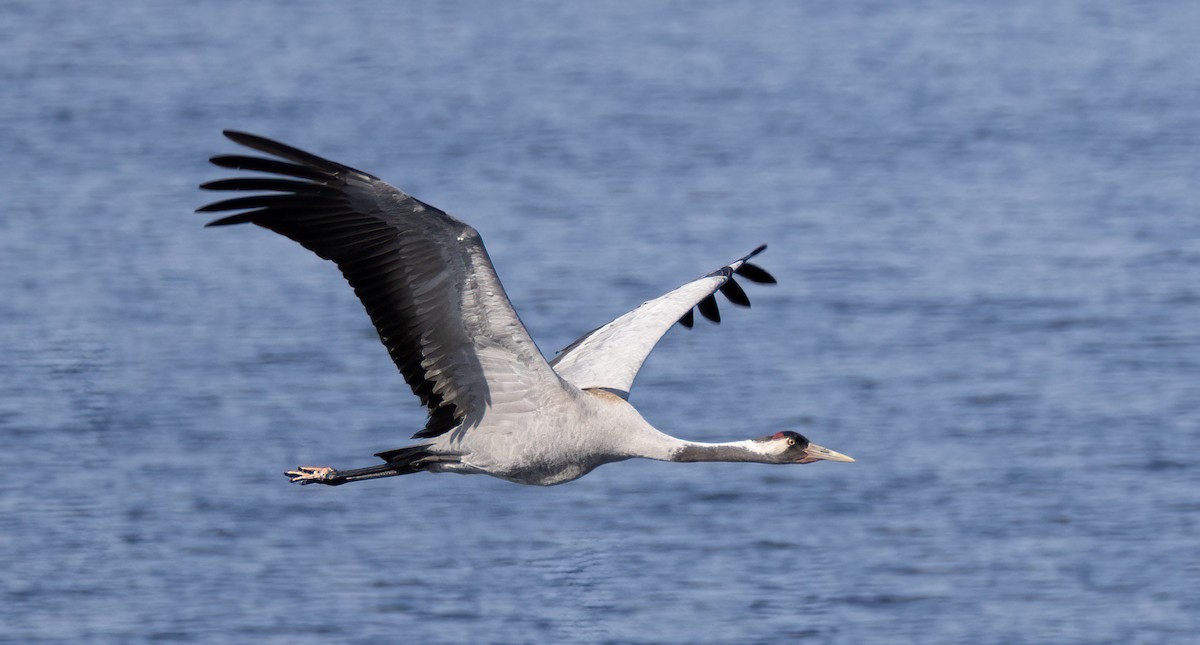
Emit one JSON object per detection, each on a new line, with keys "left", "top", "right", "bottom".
{"left": 763, "top": 431, "right": 855, "bottom": 464}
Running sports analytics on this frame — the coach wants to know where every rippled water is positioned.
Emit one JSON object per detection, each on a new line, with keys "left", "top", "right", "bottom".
{"left": 2, "top": 1, "right": 1199, "bottom": 642}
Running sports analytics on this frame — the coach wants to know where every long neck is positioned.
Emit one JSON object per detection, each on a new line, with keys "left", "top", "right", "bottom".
{"left": 622, "top": 427, "right": 774, "bottom": 463}
{"left": 599, "top": 398, "right": 775, "bottom": 463}
{"left": 672, "top": 439, "right": 772, "bottom": 463}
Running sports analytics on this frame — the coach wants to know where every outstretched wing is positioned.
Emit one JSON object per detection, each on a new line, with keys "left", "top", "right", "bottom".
{"left": 199, "top": 131, "right": 569, "bottom": 439}
{"left": 549, "top": 246, "right": 775, "bottom": 398}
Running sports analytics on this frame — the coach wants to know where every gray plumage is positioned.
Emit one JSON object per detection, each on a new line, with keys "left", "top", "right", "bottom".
{"left": 199, "top": 131, "right": 853, "bottom": 487}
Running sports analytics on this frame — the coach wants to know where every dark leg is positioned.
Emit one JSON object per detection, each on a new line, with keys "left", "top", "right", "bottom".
{"left": 285, "top": 445, "right": 456, "bottom": 486}
{"left": 286, "top": 463, "right": 405, "bottom": 486}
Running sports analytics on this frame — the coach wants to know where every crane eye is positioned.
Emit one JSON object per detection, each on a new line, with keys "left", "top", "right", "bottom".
{"left": 786, "top": 438, "right": 796, "bottom": 446}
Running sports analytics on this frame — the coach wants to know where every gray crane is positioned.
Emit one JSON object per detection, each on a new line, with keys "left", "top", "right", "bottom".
{"left": 199, "top": 131, "right": 854, "bottom": 487}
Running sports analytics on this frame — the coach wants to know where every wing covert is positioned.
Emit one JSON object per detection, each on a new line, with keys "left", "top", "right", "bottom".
{"left": 549, "top": 246, "right": 775, "bottom": 398}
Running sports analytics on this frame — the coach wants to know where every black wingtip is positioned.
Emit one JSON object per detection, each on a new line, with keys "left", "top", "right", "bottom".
{"left": 203, "top": 213, "right": 256, "bottom": 227}
{"left": 199, "top": 178, "right": 328, "bottom": 193}
{"left": 697, "top": 294, "right": 721, "bottom": 323}
{"left": 720, "top": 278, "right": 751, "bottom": 307}
{"left": 207, "top": 155, "right": 330, "bottom": 182}
{"left": 196, "top": 194, "right": 300, "bottom": 212}
{"left": 218, "top": 130, "right": 378, "bottom": 179}
{"left": 679, "top": 308, "right": 695, "bottom": 328}
{"left": 735, "top": 262, "right": 776, "bottom": 284}
{"left": 222, "top": 130, "right": 277, "bottom": 149}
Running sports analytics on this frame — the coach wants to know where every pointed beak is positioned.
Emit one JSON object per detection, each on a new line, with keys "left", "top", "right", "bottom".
{"left": 800, "top": 443, "right": 855, "bottom": 463}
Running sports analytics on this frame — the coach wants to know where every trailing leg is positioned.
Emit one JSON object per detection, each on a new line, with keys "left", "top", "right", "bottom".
{"left": 286, "top": 444, "right": 448, "bottom": 486}
{"left": 286, "top": 463, "right": 405, "bottom": 486}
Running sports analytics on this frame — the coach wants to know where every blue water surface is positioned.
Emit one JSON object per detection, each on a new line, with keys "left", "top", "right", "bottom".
{"left": 1, "top": 1, "right": 1198, "bottom": 643}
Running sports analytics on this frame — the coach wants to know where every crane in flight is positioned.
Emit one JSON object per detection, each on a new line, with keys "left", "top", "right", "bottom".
{"left": 199, "top": 131, "right": 854, "bottom": 487}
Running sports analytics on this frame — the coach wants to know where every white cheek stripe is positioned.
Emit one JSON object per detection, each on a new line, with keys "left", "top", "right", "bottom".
{"left": 737, "top": 439, "right": 782, "bottom": 457}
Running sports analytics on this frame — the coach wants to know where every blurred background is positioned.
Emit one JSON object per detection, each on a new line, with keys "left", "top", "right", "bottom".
{"left": 1, "top": 1, "right": 1198, "bottom": 642}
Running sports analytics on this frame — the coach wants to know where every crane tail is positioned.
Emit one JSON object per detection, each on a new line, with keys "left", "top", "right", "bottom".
{"left": 374, "top": 443, "right": 436, "bottom": 464}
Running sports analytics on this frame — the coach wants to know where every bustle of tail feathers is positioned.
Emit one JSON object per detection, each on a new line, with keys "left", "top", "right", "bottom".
{"left": 374, "top": 444, "right": 436, "bottom": 466}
